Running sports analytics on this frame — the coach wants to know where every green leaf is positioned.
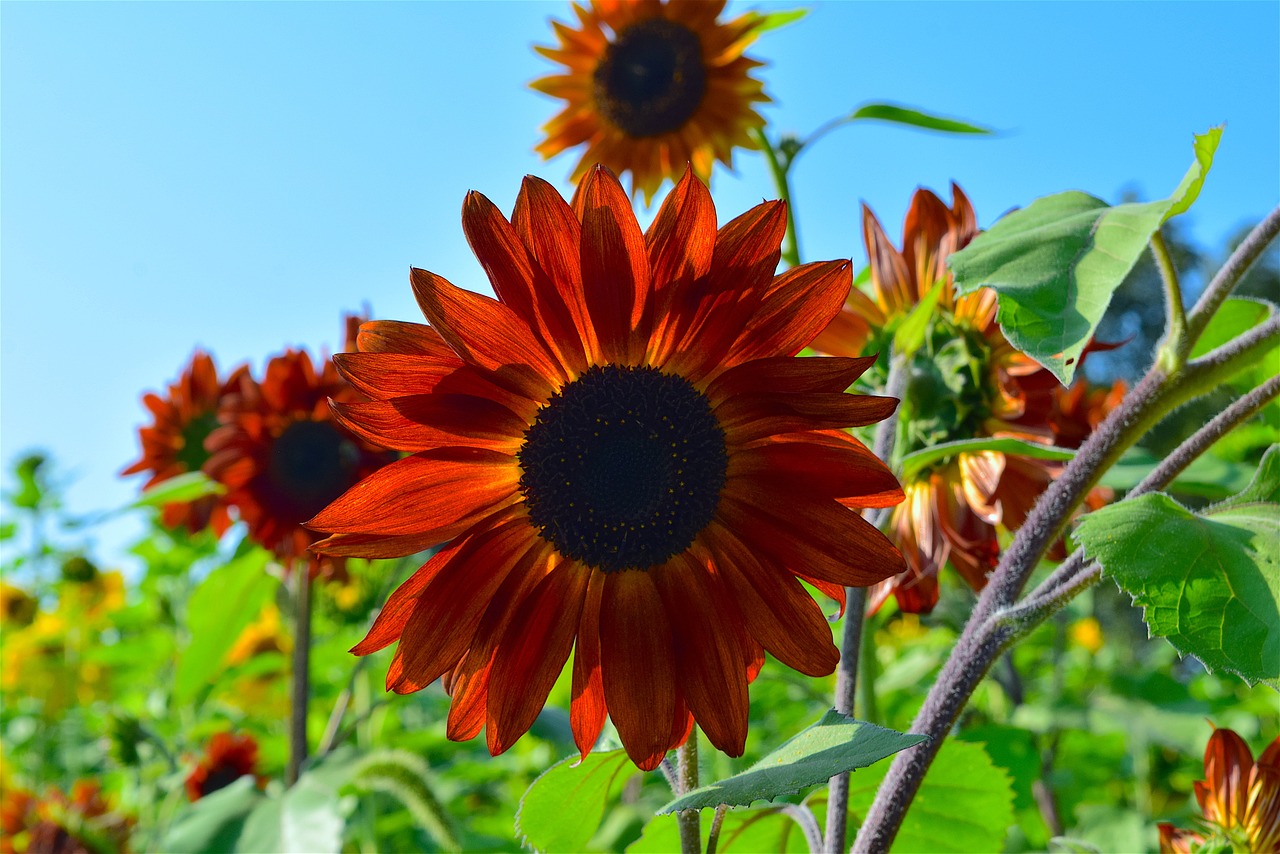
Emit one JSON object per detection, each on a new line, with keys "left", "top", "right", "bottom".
{"left": 174, "top": 548, "right": 277, "bottom": 704}
{"left": 1100, "top": 447, "right": 1256, "bottom": 500}
{"left": 162, "top": 777, "right": 264, "bottom": 854}
{"left": 235, "top": 749, "right": 361, "bottom": 854}
{"left": 516, "top": 749, "right": 637, "bottom": 853}
{"left": 132, "top": 471, "right": 225, "bottom": 509}
{"left": 893, "top": 278, "right": 947, "bottom": 358}
{"left": 899, "top": 437, "right": 1075, "bottom": 481}
{"left": 950, "top": 128, "right": 1223, "bottom": 385}
{"left": 350, "top": 750, "right": 459, "bottom": 852}
{"left": 748, "top": 7, "right": 808, "bottom": 33}
{"left": 1190, "top": 298, "right": 1280, "bottom": 408}
{"left": 628, "top": 807, "right": 803, "bottom": 853}
{"left": 848, "top": 102, "right": 993, "bottom": 135}
{"left": 659, "top": 711, "right": 925, "bottom": 813}
{"left": 847, "top": 738, "right": 1015, "bottom": 853}
{"left": 1077, "top": 447, "right": 1280, "bottom": 683}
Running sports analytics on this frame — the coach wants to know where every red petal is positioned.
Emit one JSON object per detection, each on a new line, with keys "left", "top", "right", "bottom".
{"left": 578, "top": 165, "right": 651, "bottom": 364}
{"left": 571, "top": 569, "right": 608, "bottom": 760}
{"left": 356, "top": 320, "right": 453, "bottom": 356}
{"left": 652, "top": 556, "right": 749, "bottom": 757}
{"left": 729, "top": 438, "right": 903, "bottom": 506}
{"left": 310, "top": 529, "right": 441, "bottom": 559}
{"left": 715, "top": 392, "right": 899, "bottom": 445}
{"left": 645, "top": 167, "right": 717, "bottom": 365}
{"left": 487, "top": 562, "right": 590, "bottom": 755}
{"left": 722, "top": 260, "right": 852, "bottom": 367}
{"left": 599, "top": 570, "right": 677, "bottom": 771}
{"left": 410, "top": 267, "right": 559, "bottom": 400}
{"left": 704, "top": 355, "right": 878, "bottom": 403}
{"left": 331, "top": 394, "right": 527, "bottom": 453}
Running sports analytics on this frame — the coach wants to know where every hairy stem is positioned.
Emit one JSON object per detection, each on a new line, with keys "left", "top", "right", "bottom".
{"left": 287, "top": 565, "right": 313, "bottom": 786}
{"left": 1151, "top": 230, "right": 1188, "bottom": 370}
{"left": 782, "top": 804, "right": 824, "bottom": 854}
{"left": 1185, "top": 204, "right": 1280, "bottom": 347}
{"left": 706, "top": 805, "right": 729, "bottom": 854}
{"left": 752, "top": 128, "right": 801, "bottom": 268}
{"left": 677, "top": 733, "right": 701, "bottom": 854}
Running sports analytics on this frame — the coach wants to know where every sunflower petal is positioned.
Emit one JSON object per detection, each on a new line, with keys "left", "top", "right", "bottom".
{"left": 723, "top": 260, "right": 852, "bottom": 367}
{"left": 356, "top": 320, "right": 454, "bottom": 357}
{"left": 715, "top": 392, "right": 899, "bottom": 444}
{"left": 578, "top": 165, "right": 652, "bottom": 364}
{"left": 704, "top": 355, "right": 878, "bottom": 402}
{"left": 571, "top": 569, "right": 608, "bottom": 760}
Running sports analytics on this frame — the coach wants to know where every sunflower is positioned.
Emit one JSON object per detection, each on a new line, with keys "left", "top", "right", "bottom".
{"left": 309, "top": 166, "right": 905, "bottom": 769}
{"left": 0, "top": 781, "right": 133, "bottom": 854}
{"left": 122, "top": 350, "right": 247, "bottom": 536}
{"left": 205, "top": 320, "right": 394, "bottom": 579}
{"left": 532, "top": 0, "right": 769, "bottom": 204}
{"left": 1159, "top": 728, "right": 1280, "bottom": 853}
{"left": 185, "top": 733, "right": 265, "bottom": 801}
{"left": 811, "top": 185, "right": 1116, "bottom": 614}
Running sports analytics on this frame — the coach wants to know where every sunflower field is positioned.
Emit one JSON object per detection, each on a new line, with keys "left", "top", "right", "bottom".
{"left": 2, "top": 3, "right": 1277, "bottom": 853}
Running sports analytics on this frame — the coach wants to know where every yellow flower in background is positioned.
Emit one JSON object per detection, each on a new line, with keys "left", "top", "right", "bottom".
{"left": 0, "top": 584, "right": 36, "bottom": 629}
{"left": 1068, "top": 617, "right": 1104, "bottom": 654}
{"left": 532, "top": 0, "right": 769, "bottom": 204}
{"left": 226, "top": 604, "right": 291, "bottom": 666}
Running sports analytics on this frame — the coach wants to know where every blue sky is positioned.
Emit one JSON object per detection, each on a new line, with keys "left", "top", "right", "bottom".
{"left": 2, "top": 1, "right": 1277, "bottom": 568}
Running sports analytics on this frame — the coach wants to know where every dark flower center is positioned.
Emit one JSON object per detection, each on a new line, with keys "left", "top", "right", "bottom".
{"left": 518, "top": 365, "right": 727, "bottom": 573}
{"left": 265, "top": 420, "right": 361, "bottom": 523}
{"left": 176, "top": 411, "right": 220, "bottom": 472}
{"left": 199, "top": 765, "right": 247, "bottom": 797}
{"left": 593, "top": 18, "right": 707, "bottom": 138}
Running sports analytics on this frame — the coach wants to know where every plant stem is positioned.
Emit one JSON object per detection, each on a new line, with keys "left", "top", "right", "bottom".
{"left": 1151, "top": 230, "right": 1188, "bottom": 371}
{"left": 677, "top": 731, "right": 701, "bottom": 854}
{"left": 751, "top": 128, "right": 801, "bottom": 268}
{"left": 782, "top": 804, "right": 824, "bottom": 854}
{"left": 1185, "top": 204, "right": 1280, "bottom": 347}
{"left": 287, "top": 564, "right": 313, "bottom": 786}
{"left": 706, "top": 805, "right": 729, "bottom": 854}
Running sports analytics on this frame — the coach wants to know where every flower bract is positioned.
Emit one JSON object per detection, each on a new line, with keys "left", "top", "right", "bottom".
{"left": 309, "top": 166, "right": 905, "bottom": 769}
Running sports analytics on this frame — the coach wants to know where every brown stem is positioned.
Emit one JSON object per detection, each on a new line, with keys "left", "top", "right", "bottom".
{"left": 677, "top": 732, "right": 701, "bottom": 854}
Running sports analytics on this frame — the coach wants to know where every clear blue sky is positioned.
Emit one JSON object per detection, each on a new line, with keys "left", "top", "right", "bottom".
{"left": 3, "top": 1, "right": 1277, "bottom": 568}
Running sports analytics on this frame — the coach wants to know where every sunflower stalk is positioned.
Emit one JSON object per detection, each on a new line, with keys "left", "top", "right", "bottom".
{"left": 676, "top": 733, "right": 702, "bottom": 854}
{"left": 287, "top": 563, "right": 313, "bottom": 787}
{"left": 851, "top": 215, "right": 1280, "bottom": 851}
{"left": 751, "top": 127, "right": 802, "bottom": 268}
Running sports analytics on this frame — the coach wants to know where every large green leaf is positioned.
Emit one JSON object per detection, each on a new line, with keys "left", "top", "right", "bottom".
{"left": 162, "top": 777, "right": 264, "bottom": 854}
{"left": 847, "top": 738, "right": 1015, "bottom": 853}
{"left": 659, "top": 711, "right": 925, "bottom": 813}
{"left": 847, "top": 103, "right": 993, "bottom": 135}
{"left": 950, "top": 127, "right": 1222, "bottom": 385}
{"left": 1077, "top": 446, "right": 1280, "bottom": 684}
{"left": 516, "top": 749, "right": 638, "bottom": 853}
{"left": 899, "top": 437, "right": 1076, "bottom": 481}
{"left": 628, "top": 806, "right": 804, "bottom": 853}
{"left": 235, "top": 749, "right": 361, "bottom": 854}
{"left": 174, "top": 548, "right": 277, "bottom": 703}
{"left": 131, "top": 471, "right": 224, "bottom": 509}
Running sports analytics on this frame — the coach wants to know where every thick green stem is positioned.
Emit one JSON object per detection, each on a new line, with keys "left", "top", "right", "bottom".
{"left": 677, "top": 732, "right": 701, "bottom": 854}
{"left": 1151, "top": 230, "right": 1188, "bottom": 371}
{"left": 751, "top": 128, "right": 801, "bottom": 268}
{"left": 287, "top": 565, "right": 313, "bottom": 786}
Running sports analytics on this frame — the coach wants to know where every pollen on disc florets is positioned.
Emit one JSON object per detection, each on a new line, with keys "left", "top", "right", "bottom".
{"left": 518, "top": 365, "right": 727, "bottom": 572}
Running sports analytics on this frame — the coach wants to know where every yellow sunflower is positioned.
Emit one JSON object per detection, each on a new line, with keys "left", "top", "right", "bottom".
{"left": 533, "top": 0, "right": 769, "bottom": 204}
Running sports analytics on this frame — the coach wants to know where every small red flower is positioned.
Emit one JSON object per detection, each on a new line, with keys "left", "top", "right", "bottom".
{"left": 185, "top": 732, "right": 265, "bottom": 801}
{"left": 1, "top": 781, "right": 133, "bottom": 854}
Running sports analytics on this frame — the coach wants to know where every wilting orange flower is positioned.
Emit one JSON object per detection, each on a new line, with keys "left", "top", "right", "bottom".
{"left": 0, "top": 781, "right": 132, "bottom": 854}
{"left": 122, "top": 350, "right": 247, "bottom": 535}
{"left": 812, "top": 184, "right": 1118, "bottom": 614}
{"left": 309, "top": 166, "right": 905, "bottom": 769}
{"left": 185, "top": 733, "right": 265, "bottom": 801}
{"left": 1159, "top": 727, "right": 1280, "bottom": 853}
{"left": 205, "top": 320, "right": 394, "bottom": 579}
{"left": 533, "top": 0, "right": 769, "bottom": 204}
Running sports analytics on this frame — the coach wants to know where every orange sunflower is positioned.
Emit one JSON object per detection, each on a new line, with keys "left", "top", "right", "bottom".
{"left": 0, "top": 781, "right": 133, "bottom": 854}
{"left": 205, "top": 320, "right": 394, "bottom": 579}
{"left": 185, "top": 732, "right": 265, "bottom": 801}
{"left": 122, "top": 350, "right": 247, "bottom": 536}
{"left": 532, "top": 0, "right": 769, "bottom": 204}
{"left": 1159, "top": 727, "right": 1280, "bottom": 853}
{"left": 309, "top": 166, "right": 905, "bottom": 769}
{"left": 811, "top": 185, "right": 1116, "bottom": 614}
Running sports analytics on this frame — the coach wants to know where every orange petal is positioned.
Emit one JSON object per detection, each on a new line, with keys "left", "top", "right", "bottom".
{"left": 652, "top": 556, "right": 749, "bottom": 757}
{"left": 715, "top": 391, "right": 899, "bottom": 445}
{"left": 391, "top": 519, "right": 540, "bottom": 693}
{"left": 600, "top": 570, "right": 677, "bottom": 771}
{"left": 356, "top": 320, "right": 453, "bottom": 356}
{"left": 330, "top": 394, "right": 527, "bottom": 453}
{"left": 810, "top": 308, "right": 874, "bottom": 358}
{"left": 307, "top": 448, "right": 519, "bottom": 538}
{"left": 309, "top": 529, "right": 440, "bottom": 559}
{"left": 571, "top": 569, "right": 608, "bottom": 760}
{"left": 351, "top": 553, "right": 445, "bottom": 655}
{"left": 645, "top": 167, "right": 717, "bottom": 364}
{"left": 723, "top": 260, "right": 853, "bottom": 367}
{"left": 410, "top": 267, "right": 559, "bottom": 400}
{"left": 704, "top": 355, "right": 878, "bottom": 403}
{"left": 577, "top": 165, "right": 651, "bottom": 364}
{"left": 728, "top": 439, "right": 903, "bottom": 506}
{"left": 487, "top": 562, "right": 590, "bottom": 755}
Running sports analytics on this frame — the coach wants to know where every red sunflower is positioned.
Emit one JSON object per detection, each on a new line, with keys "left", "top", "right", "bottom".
{"left": 308, "top": 166, "right": 906, "bottom": 769}
{"left": 533, "top": 0, "right": 769, "bottom": 204}
{"left": 205, "top": 319, "right": 394, "bottom": 579}
{"left": 122, "top": 350, "right": 247, "bottom": 536}
{"left": 1160, "top": 728, "right": 1280, "bottom": 853}
{"left": 185, "top": 732, "right": 265, "bottom": 801}
{"left": 0, "top": 781, "right": 133, "bottom": 854}
{"left": 811, "top": 185, "right": 1118, "bottom": 614}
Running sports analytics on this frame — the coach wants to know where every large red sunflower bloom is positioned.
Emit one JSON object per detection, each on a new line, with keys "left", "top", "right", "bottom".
{"left": 309, "top": 166, "right": 905, "bottom": 769}
{"left": 185, "top": 732, "right": 265, "bottom": 801}
{"left": 205, "top": 321, "right": 394, "bottom": 579}
{"left": 812, "top": 185, "right": 1117, "bottom": 614}
{"left": 122, "top": 350, "right": 247, "bottom": 536}
{"left": 533, "top": 0, "right": 769, "bottom": 204}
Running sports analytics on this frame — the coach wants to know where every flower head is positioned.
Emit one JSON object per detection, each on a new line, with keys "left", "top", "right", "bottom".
{"left": 185, "top": 732, "right": 265, "bottom": 801}
{"left": 205, "top": 319, "right": 394, "bottom": 579}
{"left": 122, "top": 350, "right": 247, "bottom": 535}
{"left": 310, "top": 166, "right": 905, "bottom": 769}
{"left": 1159, "top": 727, "right": 1280, "bottom": 853}
{"left": 812, "top": 185, "right": 1117, "bottom": 614}
{"left": 533, "top": 0, "right": 769, "bottom": 204}
{"left": 0, "top": 781, "right": 133, "bottom": 854}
